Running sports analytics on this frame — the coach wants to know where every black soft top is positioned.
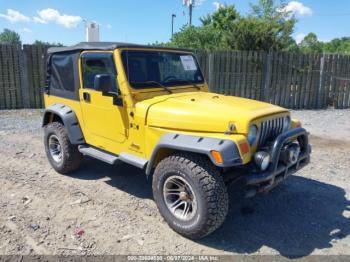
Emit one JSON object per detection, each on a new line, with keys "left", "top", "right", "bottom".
{"left": 45, "top": 42, "right": 193, "bottom": 101}
{"left": 48, "top": 42, "right": 191, "bottom": 54}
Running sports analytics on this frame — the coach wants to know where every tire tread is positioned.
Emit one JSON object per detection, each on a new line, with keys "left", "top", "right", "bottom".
{"left": 44, "top": 122, "right": 82, "bottom": 174}
{"left": 153, "top": 152, "right": 228, "bottom": 239}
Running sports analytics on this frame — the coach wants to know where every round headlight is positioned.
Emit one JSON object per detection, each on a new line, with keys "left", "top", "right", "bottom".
{"left": 283, "top": 116, "right": 291, "bottom": 132}
{"left": 254, "top": 151, "right": 271, "bottom": 171}
{"left": 248, "top": 125, "right": 258, "bottom": 145}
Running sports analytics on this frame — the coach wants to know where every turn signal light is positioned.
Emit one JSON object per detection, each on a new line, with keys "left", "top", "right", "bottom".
{"left": 210, "top": 150, "right": 223, "bottom": 164}
{"left": 239, "top": 142, "right": 250, "bottom": 155}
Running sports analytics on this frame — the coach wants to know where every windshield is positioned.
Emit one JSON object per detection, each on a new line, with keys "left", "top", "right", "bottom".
{"left": 121, "top": 50, "right": 205, "bottom": 89}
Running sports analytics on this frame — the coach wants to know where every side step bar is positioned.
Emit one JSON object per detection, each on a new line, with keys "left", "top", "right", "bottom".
{"left": 78, "top": 146, "right": 148, "bottom": 169}
{"left": 78, "top": 146, "right": 119, "bottom": 165}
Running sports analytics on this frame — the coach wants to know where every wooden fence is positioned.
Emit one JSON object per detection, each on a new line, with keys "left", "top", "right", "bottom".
{"left": 0, "top": 44, "right": 49, "bottom": 109}
{"left": 1, "top": 45, "right": 350, "bottom": 109}
{"left": 196, "top": 51, "right": 350, "bottom": 109}
{"left": 0, "top": 45, "right": 22, "bottom": 109}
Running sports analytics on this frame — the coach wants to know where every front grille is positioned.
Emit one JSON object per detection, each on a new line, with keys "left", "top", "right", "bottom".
{"left": 257, "top": 117, "right": 284, "bottom": 148}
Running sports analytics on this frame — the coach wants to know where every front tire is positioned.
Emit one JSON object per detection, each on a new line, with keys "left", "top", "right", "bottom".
{"left": 44, "top": 122, "right": 82, "bottom": 174}
{"left": 152, "top": 153, "right": 229, "bottom": 239}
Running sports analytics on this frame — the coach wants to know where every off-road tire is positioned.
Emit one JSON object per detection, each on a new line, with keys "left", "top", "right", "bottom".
{"left": 152, "top": 153, "right": 229, "bottom": 239}
{"left": 44, "top": 122, "right": 82, "bottom": 174}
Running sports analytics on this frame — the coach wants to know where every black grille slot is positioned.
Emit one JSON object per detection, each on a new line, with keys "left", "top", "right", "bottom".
{"left": 258, "top": 117, "right": 284, "bottom": 147}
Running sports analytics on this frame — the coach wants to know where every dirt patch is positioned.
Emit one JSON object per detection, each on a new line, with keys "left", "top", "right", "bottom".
{"left": 0, "top": 109, "right": 349, "bottom": 257}
{"left": 310, "top": 135, "right": 350, "bottom": 149}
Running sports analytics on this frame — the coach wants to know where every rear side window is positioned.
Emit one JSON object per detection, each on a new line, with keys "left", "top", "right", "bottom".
{"left": 50, "top": 53, "right": 75, "bottom": 92}
{"left": 81, "top": 53, "right": 116, "bottom": 89}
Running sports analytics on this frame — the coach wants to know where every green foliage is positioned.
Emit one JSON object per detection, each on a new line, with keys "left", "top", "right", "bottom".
{"left": 171, "top": 25, "right": 223, "bottom": 51}
{"left": 200, "top": 5, "right": 239, "bottom": 31}
{"left": 284, "top": 37, "right": 299, "bottom": 52}
{"left": 228, "top": 16, "right": 295, "bottom": 51}
{"left": 166, "top": 0, "right": 350, "bottom": 54}
{"left": 250, "top": 0, "right": 287, "bottom": 19}
{"left": 242, "top": 0, "right": 296, "bottom": 51}
{"left": 299, "top": 33, "right": 323, "bottom": 53}
{"left": 298, "top": 34, "right": 350, "bottom": 54}
{"left": 170, "top": 5, "right": 240, "bottom": 50}
{"left": 0, "top": 29, "right": 21, "bottom": 45}
{"left": 200, "top": 5, "right": 240, "bottom": 49}
{"left": 321, "top": 37, "right": 350, "bottom": 55}
{"left": 168, "top": 0, "right": 297, "bottom": 52}
{"left": 33, "top": 40, "right": 64, "bottom": 47}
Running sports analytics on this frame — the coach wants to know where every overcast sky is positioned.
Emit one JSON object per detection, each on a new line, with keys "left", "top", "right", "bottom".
{"left": 0, "top": 0, "right": 349, "bottom": 45}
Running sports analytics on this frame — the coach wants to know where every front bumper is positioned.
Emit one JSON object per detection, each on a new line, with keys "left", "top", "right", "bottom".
{"left": 245, "top": 127, "right": 311, "bottom": 194}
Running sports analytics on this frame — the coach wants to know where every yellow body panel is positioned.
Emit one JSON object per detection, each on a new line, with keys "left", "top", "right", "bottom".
{"left": 145, "top": 92, "right": 288, "bottom": 133}
{"left": 44, "top": 47, "right": 299, "bottom": 167}
{"left": 144, "top": 126, "right": 252, "bottom": 164}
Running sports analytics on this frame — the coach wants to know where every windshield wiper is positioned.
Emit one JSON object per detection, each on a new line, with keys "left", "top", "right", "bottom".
{"left": 130, "top": 81, "right": 172, "bottom": 94}
{"left": 163, "top": 79, "right": 201, "bottom": 90}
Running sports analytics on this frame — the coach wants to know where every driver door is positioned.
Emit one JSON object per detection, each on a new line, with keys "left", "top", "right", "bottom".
{"left": 79, "top": 52, "right": 127, "bottom": 151}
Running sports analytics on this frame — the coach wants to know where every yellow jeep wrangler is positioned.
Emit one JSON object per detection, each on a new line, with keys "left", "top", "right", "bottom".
{"left": 42, "top": 42, "right": 311, "bottom": 239}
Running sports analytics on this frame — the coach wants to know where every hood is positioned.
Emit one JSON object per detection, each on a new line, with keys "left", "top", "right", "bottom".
{"left": 141, "top": 92, "right": 288, "bottom": 134}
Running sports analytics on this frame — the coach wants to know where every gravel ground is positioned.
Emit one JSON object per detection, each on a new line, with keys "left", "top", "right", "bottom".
{"left": 0, "top": 109, "right": 349, "bottom": 258}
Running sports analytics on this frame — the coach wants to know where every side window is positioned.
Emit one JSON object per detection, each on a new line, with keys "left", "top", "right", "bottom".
{"left": 51, "top": 53, "right": 75, "bottom": 91}
{"left": 81, "top": 53, "right": 116, "bottom": 89}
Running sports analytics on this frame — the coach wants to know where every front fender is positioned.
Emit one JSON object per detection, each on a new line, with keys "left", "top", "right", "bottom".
{"left": 145, "top": 133, "right": 242, "bottom": 175}
{"left": 42, "top": 104, "right": 85, "bottom": 145}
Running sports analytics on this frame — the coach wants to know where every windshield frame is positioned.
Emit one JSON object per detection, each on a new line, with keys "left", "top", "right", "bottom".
{"left": 120, "top": 49, "right": 205, "bottom": 90}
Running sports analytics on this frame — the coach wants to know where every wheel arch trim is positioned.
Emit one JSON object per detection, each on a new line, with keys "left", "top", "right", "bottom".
{"left": 42, "top": 104, "right": 85, "bottom": 145}
{"left": 145, "top": 133, "right": 242, "bottom": 175}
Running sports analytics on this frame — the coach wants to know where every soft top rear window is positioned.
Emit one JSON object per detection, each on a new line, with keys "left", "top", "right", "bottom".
{"left": 46, "top": 51, "right": 80, "bottom": 101}
{"left": 50, "top": 53, "right": 75, "bottom": 92}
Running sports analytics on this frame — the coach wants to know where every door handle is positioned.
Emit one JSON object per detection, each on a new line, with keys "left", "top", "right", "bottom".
{"left": 83, "top": 92, "right": 91, "bottom": 102}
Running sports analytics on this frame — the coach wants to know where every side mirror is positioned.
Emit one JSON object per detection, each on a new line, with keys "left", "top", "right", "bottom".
{"left": 94, "top": 74, "right": 116, "bottom": 95}
{"left": 93, "top": 74, "right": 123, "bottom": 106}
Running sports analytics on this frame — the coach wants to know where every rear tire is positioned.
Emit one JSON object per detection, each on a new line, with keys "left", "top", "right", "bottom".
{"left": 152, "top": 153, "right": 229, "bottom": 239}
{"left": 44, "top": 122, "right": 82, "bottom": 174}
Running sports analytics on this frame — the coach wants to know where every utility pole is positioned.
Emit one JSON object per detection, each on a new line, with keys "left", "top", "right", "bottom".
{"left": 189, "top": 1, "right": 193, "bottom": 26}
{"left": 183, "top": 0, "right": 194, "bottom": 26}
{"left": 171, "top": 14, "right": 176, "bottom": 40}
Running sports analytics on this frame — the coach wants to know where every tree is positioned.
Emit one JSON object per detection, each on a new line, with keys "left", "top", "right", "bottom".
{"left": 33, "top": 40, "right": 64, "bottom": 47}
{"left": 158, "top": 0, "right": 350, "bottom": 54}
{"left": 299, "top": 33, "right": 323, "bottom": 53}
{"left": 171, "top": 25, "right": 222, "bottom": 50}
{"left": 250, "top": 0, "right": 288, "bottom": 20}
{"left": 242, "top": 0, "right": 296, "bottom": 51}
{"left": 168, "top": 1, "right": 296, "bottom": 52}
{"left": 0, "top": 29, "right": 21, "bottom": 45}
{"left": 285, "top": 37, "right": 299, "bottom": 52}
{"left": 199, "top": 5, "right": 240, "bottom": 49}
{"left": 200, "top": 5, "right": 239, "bottom": 31}
{"left": 323, "top": 37, "right": 350, "bottom": 54}
{"left": 227, "top": 16, "right": 295, "bottom": 51}
{"left": 171, "top": 5, "right": 240, "bottom": 50}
